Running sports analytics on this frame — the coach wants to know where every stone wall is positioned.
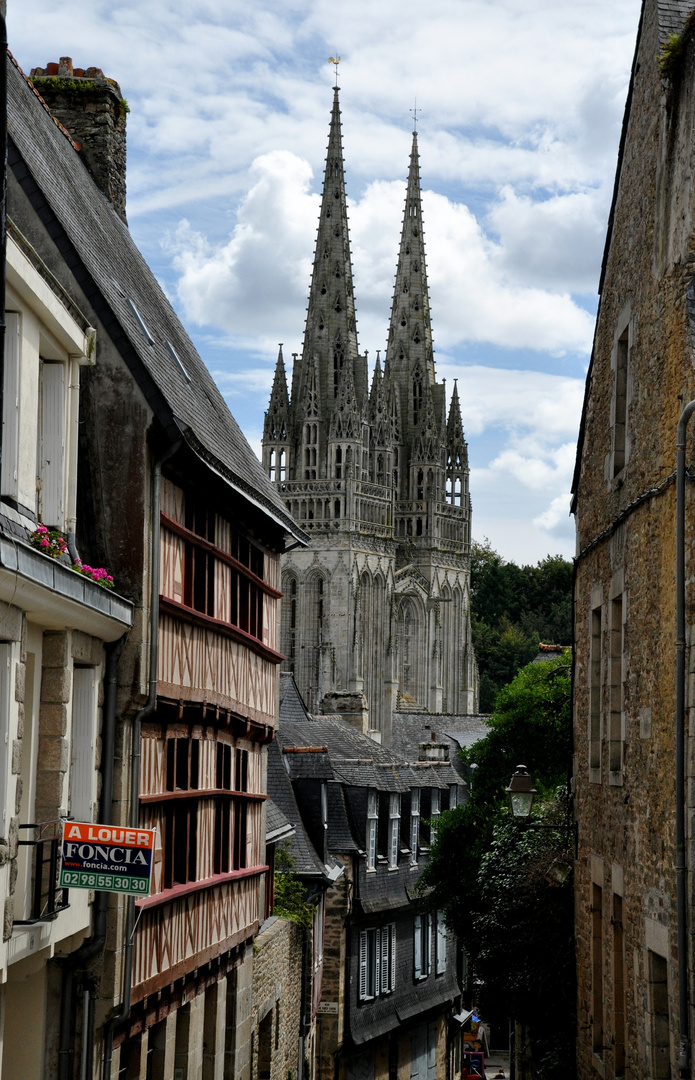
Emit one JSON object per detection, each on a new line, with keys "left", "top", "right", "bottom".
{"left": 573, "top": 1, "right": 695, "bottom": 1077}
{"left": 251, "top": 916, "right": 303, "bottom": 1080}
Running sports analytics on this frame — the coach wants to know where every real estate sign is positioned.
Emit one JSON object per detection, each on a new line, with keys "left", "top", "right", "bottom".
{"left": 59, "top": 822, "right": 156, "bottom": 896}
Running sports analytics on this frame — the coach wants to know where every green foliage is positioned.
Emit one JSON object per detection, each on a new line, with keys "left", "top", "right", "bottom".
{"left": 471, "top": 539, "right": 572, "bottom": 711}
{"left": 273, "top": 842, "right": 313, "bottom": 928}
{"left": 658, "top": 11, "right": 695, "bottom": 80}
{"left": 421, "top": 652, "right": 574, "bottom": 1079}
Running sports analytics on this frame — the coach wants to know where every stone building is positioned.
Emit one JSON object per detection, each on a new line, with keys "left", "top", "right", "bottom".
{"left": 0, "top": 48, "right": 306, "bottom": 1080}
{"left": 262, "top": 89, "right": 478, "bottom": 742}
{"left": 571, "top": 0, "right": 695, "bottom": 1075}
{"left": 272, "top": 673, "right": 464, "bottom": 1080}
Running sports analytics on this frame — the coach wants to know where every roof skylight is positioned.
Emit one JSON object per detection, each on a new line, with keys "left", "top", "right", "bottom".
{"left": 126, "top": 299, "right": 155, "bottom": 346}
{"left": 166, "top": 340, "right": 191, "bottom": 383}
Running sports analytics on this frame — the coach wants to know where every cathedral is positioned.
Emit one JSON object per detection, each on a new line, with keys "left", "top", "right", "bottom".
{"left": 262, "top": 86, "right": 478, "bottom": 743}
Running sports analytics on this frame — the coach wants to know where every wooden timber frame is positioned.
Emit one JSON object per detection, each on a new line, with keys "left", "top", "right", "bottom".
{"left": 128, "top": 475, "right": 284, "bottom": 1008}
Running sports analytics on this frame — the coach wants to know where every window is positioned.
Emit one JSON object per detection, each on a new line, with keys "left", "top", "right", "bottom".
{"left": 1, "top": 313, "right": 20, "bottom": 501}
{"left": 612, "top": 329, "right": 628, "bottom": 477}
{"left": 304, "top": 423, "right": 318, "bottom": 479}
{"left": 648, "top": 950, "right": 671, "bottom": 1079}
{"left": 37, "top": 359, "right": 67, "bottom": 528}
{"left": 388, "top": 794, "right": 400, "bottom": 869}
{"left": 592, "top": 883, "right": 604, "bottom": 1058}
{"left": 69, "top": 667, "right": 98, "bottom": 821}
{"left": 435, "top": 910, "right": 447, "bottom": 975}
{"left": 410, "top": 788, "right": 420, "bottom": 864}
{"left": 414, "top": 914, "right": 432, "bottom": 980}
{"left": 429, "top": 788, "right": 440, "bottom": 844}
{"left": 613, "top": 895, "right": 625, "bottom": 1077}
{"left": 367, "top": 790, "right": 378, "bottom": 871}
{"left": 448, "top": 784, "right": 458, "bottom": 810}
{"left": 359, "top": 924, "right": 396, "bottom": 1000}
{"left": 589, "top": 605, "right": 602, "bottom": 775}
{"left": 609, "top": 595, "right": 624, "bottom": 776}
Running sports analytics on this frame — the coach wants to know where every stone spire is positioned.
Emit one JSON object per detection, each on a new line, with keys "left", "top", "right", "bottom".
{"left": 263, "top": 344, "right": 290, "bottom": 441}
{"left": 446, "top": 379, "right": 468, "bottom": 464}
{"left": 385, "top": 129, "right": 435, "bottom": 415}
{"left": 292, "top": 86, "right": 360, "bottom": 414}
{"left": 369, "top": 352, "right": 392, "bottom": 448}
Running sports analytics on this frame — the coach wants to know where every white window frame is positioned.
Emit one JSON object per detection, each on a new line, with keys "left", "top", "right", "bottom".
{"left": 414, "top": 914, "right": 432, "bottom": 980}
{"left": 381, "top": 923, "right": 396, "bottom": 994}
{"left": 388, "top": 793, "right": 401, "bottom": 869}
{"left": 435, "top": 910, "right": 447, "bottom": 975}
{"left": 410, "top": 788, "right": 420, "bottom": 864}
{"left": 69, "top": 667, "right": 98, "bottom": 821}
{"left": 367, "top": 789, "right": 378, "bottom": 871}
{"left": 448, "top": 784, "right": 458, "bottom": 810}
{"left": 429, "top": 788, "right": 441, "bottom": 845}
{"left": 359, "top": 927, "right": 380, "bottom": 1001}
{"left": 0, "top": 645, "right": 11, "bottom": 833}
{"left": 1, "top": 312, "right": 21, "bottom": 500}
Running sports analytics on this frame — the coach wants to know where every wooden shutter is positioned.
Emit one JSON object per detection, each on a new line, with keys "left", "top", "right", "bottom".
{"left": 390, "top": 923, "right": 396, "bottom": 991}
{"left": 38, "top": 361, "right": 66, "bottom": 528}
{"left": 70, "top": 668, "right": 97, "bottom": 820}
{"left": 373, "top": 929, "right": 380, "bottom": 995}
{"left": 436, "top": 910, "right": 447, "bottom": 974}
{"left": 426, "top": 1023, "right": 437, "bottom": 1080}
{"left": 381, "top": 926, "right": 390, "bottom": 993}
{"left": 1, "top": 313, "right": 20, "bottom": 499}
{"left": 359, "top": 930, "right": 368, "bottom": 1000}
{"left": 414, "top": 915, "right": 422, "bottom": 979}
{"left": 427, "top": 913, "right": 433, "bottom": 975}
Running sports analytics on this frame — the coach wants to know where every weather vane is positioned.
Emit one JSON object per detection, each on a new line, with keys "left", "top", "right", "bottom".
{"left": 410, "top": 98, "right": 422, "bottom": 132}
{"left": 329, "top": 54, "right": 341, "bottom": 87}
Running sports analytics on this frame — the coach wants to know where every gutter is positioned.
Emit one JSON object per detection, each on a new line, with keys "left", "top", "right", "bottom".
{"left": 101, "top": 438, "right": 180, "bottom": 1080}
{"left": 0, "top": 15, "right": 7, "bottom": 479}
{"left": 675, "top": 400, "right": 695, "bottom": 1078}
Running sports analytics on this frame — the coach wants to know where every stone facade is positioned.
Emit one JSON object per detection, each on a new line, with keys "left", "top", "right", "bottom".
{"left": 572, "top": 1, "right": 695, "bottom": 1076}
{"left": 262, "top": 90, "right": 478, "bottom": 743}
{"left": 251, "top": 917, "right": 303, "bottom": 1080}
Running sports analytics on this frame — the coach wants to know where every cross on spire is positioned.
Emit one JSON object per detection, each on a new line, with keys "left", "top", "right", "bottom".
{"left": 410, "top": 99, "right": 421, "bottom": 132}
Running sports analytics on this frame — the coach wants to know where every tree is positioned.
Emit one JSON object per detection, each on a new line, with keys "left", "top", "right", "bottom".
{"left": 421, "top": 652, "right": 575, "bottom": 1079}
{"left": 471, "top": 540, "right": 573, "bottom": 712}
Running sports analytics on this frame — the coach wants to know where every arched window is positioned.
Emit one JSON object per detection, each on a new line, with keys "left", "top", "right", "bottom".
{"left": 281, "top": 574, "right": 298, "bottom": 672}
{"left": 304, "top": 423, "right": 318, "bottom": 480}
{"left": 335, "top": 446, "right": 342, "bottom": 479}
{"left": 279, "top": 450, "right": 287, "bottom": 482}
{"left": 269, "top": 449, "right": 276, "bottom": 482}
{"left": 398, "top": 598, "right": 421, "bottom": 703}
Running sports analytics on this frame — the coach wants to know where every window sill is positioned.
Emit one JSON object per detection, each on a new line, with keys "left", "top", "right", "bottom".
{"left": 608, "top": 770, "right": 623, "bottom": 787}
{"left": 365, "top": 867, "right": 377, "bottom": 874}
{"left": 589, "top": 767, "right": 601, "bottom": 785}
{"left": 387, "top": 865, "right": 399, "bottom": 872}
{"left": 135, "top": 864, "right": 268, "bottom": 910}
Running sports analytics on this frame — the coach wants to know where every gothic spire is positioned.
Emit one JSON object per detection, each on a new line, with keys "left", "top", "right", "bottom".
{"left": 369, "top": 352, "right": 392, "bottom": 448}
{"left": 447, "top": 379, "right": 469, "bottom": 467}
{"left": 263, "top": 344, "right": 290, "bottom": 441}
{"left": 411, "top": 381, "right": 442, "bottom": 464}
{"left": 385, "top": 130, "right": 435, "bottom": 392}
{"left": 329, "top": 345, "right": 361, "bottom": 441}
{"left": 292, "top": 86, "right": 360, "bottom": 411}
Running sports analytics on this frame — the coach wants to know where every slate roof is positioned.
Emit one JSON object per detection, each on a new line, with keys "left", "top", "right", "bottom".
{"left": 6, "top": 55, "right": 306, "bottom": 544}
{"left": 658, "top": 0, "right": 694, "bottom": 42}
{"left": 279, "top": 672, "right": 312, "bottom": 722}
{"left": 265, "top": 798, "right": 295, "bottom": 843}
{"left": 276, "top": 718, "right": 455, "bottom": 790}
{"left": 390, "top": 712, "right": 489, "bottom": 782}
{"left": 266, "top": 739, "right": 326, "bottom": 877}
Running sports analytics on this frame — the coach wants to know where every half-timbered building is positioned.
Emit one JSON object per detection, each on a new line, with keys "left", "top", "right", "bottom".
{"left": 1, "top": 49, "right": 305, "bottom": 1080}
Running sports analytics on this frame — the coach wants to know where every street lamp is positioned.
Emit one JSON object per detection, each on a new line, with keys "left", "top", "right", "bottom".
{"left": 506, "top": 765, "right": 537, "bottom": 821}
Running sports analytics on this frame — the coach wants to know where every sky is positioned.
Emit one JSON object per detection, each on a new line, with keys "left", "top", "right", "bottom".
{"left": 8, "top": 0, "right": 643, "bottom": 564}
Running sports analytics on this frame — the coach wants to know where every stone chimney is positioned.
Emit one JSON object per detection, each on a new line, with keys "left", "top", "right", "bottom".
{"left": 322, "top": 690, "right": 369, "bottom": 735}
{"left": 30, "top": 58, "right": 128, "bottom": 222}
{"left": 418, "top": 735, "right": 450, "bottom": 762}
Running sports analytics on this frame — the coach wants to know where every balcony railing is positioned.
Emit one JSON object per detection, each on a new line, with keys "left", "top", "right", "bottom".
{"left": 14, "top": 820, "right": 69, "bottom": 924}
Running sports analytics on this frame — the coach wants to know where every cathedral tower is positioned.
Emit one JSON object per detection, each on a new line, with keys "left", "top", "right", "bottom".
{"left": 263, "top": 92, "right": 477, "bottom": 741}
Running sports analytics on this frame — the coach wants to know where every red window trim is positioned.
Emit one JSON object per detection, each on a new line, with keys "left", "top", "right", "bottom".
{"left": 139, "top": 788, "right": 267, "bottom": 804}
{"left": 159, "top": 596, "right": 285, "bottom": 664}
{"left": 135, "top": 864, "right": 269, "bottom": 911}
{"left": 160, "top": 513, "right": 283, "bottom": 598}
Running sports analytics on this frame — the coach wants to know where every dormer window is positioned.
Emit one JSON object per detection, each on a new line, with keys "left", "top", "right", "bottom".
{"left": 429, "top": 788, "right": 440, "bottom": 844}
{"left": 388, "top": 793, "right": 401, "bottom": 869}
{"left": 410, "top": 788, "right": 420, "bottom": 864}
{"left": 367, "top": 789, "right": 378, "bottom": 871}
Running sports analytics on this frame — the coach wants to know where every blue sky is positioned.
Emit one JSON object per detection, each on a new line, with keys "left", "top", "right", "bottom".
{"left": 9, "top": 0, "right": 643, "bottom": 562}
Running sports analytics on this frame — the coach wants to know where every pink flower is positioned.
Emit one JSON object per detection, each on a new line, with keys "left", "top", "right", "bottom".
{"left": 40, "top": 538, "right": 49, "bottom": 548}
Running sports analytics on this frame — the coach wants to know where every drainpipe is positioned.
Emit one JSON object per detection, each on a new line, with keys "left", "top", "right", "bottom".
{"left": 57, "top": 633, "right": 126, "bottom": 1080}
{"left": 676, "top": 399, "right": 695, "bottom": 1078}
{"left": 101, "top": 438, "right": 180, "bottom": 1080}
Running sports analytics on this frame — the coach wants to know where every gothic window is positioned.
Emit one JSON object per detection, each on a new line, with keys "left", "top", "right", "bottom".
{"left": 303, "top": 423, "right": 318, "bottom": 480}
{"left": 320, "top": 282, "right": 327, "bottom": 295}
{"left": 269, "top": 449, "right": 276, "bottom": 482}
{"left": 377, "top": 454, "right": 385, "bottom": 486}
{"left": 413, "top": 371, "right": 423, "bottom": 425}
{"left": 326, "top": 208, "right": 331, "bottom": 218}
{"left": 279, "top": 450, "right": 287, "bottom": 482}
{"left": 334, "top": 261, "right": 341, "bottom": 277}
{"left": 345, "top": 446, "right": 353, "bottom": 477}
{"left": 333, "top": 340, "right": 345, "bottom": 395}
{"left": 416, "top": 470, "right": 424, "bottom": 500}
{"left": 335, "top": 298, "right": 342, "bottom": 313}
{"left": 335, "top": 445, "right": 343, "bottom": 479}
{"left": 399, "top": 598, "right": 421, "bottom": 702}
{"left": 281, "top": 574, "right": 298, "bottom": 672}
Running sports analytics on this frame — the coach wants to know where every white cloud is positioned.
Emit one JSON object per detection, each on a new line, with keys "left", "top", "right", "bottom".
{"left": 534, "top": 493, "right": 573, "bottom": 532}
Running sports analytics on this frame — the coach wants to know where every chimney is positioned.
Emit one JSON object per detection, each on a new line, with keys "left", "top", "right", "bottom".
{"left": 321, "top": 690, "right": 369, "bottom": 735}
{"left": 418, "top": 741, "right": 450, "bottom": 762}
{"left": 30, "top": 58, "right": 128, "bottom": 222}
